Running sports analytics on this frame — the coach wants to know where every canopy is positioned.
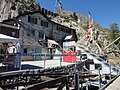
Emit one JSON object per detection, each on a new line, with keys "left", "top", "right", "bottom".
{"left": 0, "top": 34, "right": 19, "bottom": 43}
{"left": 64, "top": 35, "right": 73, "bottom": 40}
{"left": 48, "top": 39, "right": 58, "bottom": 45}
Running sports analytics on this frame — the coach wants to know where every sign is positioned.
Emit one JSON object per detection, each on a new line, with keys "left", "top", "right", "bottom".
{"left": 63, "top": 52, "right": 77, "bottom": 63}
{"left": 63, "top": 41, "right": 75, "bottom": 46}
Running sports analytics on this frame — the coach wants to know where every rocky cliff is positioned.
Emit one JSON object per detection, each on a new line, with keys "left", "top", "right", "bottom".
{"left": 0, "top": 0, "right": 39, "bottom": 22}
{"left": 0, "top": 0, "right": 18, "bottom": 21}
{"left": 51, "top": 11, "right": 120, "bottom": 67}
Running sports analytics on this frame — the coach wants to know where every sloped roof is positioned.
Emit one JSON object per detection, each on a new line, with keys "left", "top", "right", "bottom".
{"left": 48, "top": 39, "right": 58, "bottom": 45}
{"left": 2, "top": 11, "right": 76, "bottom": 31}
{"left": 64, "top": 35, "right": 73, "bottom": 40}
{"left": 0, "top": 34, "right": 19, "bottom": 43}
{"left": 2, "top": 10, "right": 78, "bottom": 41}
{"left": 0, "top": 23, "right": 18, "bottom": 29}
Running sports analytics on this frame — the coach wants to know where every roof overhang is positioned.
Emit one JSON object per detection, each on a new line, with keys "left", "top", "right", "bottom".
{"left": 64, "top": 35, "right": 73, "bottom": 40}
{"left": 0, "top": 34, "right": 19, "bottom": 43}
{"left": 0, "top": 23, "right": 19, "bottom": 30}
{"left": 48, "top": 39, "right": 58, "bottom": 45}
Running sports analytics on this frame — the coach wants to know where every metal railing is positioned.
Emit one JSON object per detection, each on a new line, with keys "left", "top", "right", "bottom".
{"left": 0, "top": 53, "right": 120, "bottom": 90}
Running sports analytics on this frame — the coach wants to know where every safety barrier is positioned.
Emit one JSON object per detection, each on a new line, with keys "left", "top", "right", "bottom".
{"left": 0, "top": 53, "right": 78, "bottom": 56}
{"left": 0, "top": 53, "right": 79, "bottom": 71}
{"left": 82, "top": 62, "right": 120, "bottom": 89}
{"left": 0, "top": 53, "right": 120, "bottom": 90}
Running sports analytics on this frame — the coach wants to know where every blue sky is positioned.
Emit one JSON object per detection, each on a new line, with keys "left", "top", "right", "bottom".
{"left": 36, "top": 0, "right": 120, "bottom": 29}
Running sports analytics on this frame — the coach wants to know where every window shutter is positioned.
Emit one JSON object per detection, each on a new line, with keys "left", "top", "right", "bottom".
{"left": 28, "top": 16, "right": 31, "bottom": 22}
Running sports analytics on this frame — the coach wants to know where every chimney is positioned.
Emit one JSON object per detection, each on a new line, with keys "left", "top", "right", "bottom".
{"left": 42, "top": 8, "right": 45, "bottom": 13}
{"left": 44, "top": 9, "right": 48, "bottom": 14}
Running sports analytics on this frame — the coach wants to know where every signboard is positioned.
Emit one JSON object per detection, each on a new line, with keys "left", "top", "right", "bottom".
{"left": 63, "top": 41, "right": 75, "bottom": 46}
{"left": 63, "top": 52, "right": 77, "bottom": 63}
{"left": 0, "top": 25, "right": 19, "bottom": 38}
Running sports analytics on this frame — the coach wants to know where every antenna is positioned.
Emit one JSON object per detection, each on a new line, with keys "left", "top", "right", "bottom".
{"left": 54, "top": 0, "right": 57, "bottom": 12}
{"left": 54, "top": 0, "right": 63, "bottom": 13}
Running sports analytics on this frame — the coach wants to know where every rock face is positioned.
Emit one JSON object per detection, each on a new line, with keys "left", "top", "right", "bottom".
{"left": 0, "top": 0, "right": 38, "bottom": 22}
{"left": 0, "top": 0, "right": 19, "bottom": 22}
{"left": 51, "top": 11, "right": 120, "bottom": 56}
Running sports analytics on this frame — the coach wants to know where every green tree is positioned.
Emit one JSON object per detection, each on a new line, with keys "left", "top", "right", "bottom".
{"left": 110, "top": 23, "right": 120, "bottom": 45}
{"left": 110, "top": 23, "right": 119, "bottom": 33}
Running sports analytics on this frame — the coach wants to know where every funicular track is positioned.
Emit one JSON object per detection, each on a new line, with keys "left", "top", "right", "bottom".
{"left": 0, "top": 56, "right": 118, "bottom": 90}
{"left": 0, "top": 63, "right": 102, "bottom": 90}
{"left": 0, "top": 64, "right": 74, "bottom": 90}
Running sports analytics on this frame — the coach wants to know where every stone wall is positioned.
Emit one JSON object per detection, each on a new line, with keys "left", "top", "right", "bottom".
{"left": 0, "top": 0, "right": 19, "bottom": 22}
{"left": 16, "top": 12, "right": 76, "bottom": 60}
{"left": 18, "top": 12, "right": 75, "bottom": 45}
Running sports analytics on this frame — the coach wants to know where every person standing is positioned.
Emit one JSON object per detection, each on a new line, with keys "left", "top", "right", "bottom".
{"left": 14, "top": 42, "right": 21, "bottom": 70}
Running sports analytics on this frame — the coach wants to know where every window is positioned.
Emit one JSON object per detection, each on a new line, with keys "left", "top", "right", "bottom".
{"left": 41, "top": 33, "right": 45, "bottom": 39}
{"left": 27, "top": 33, "right": 30, "bottom": 36}
{"left": 57, "top": 26, "right": 61, "bottom": 30}
{"left": 28, "top": 16, "right": 37, "bottom": 24}
{"left": 56, "top": 26, "right": 72, "bottom": 34}
{"left": 32, "top": 30, "right": 35, "bottom": 36}
{"left": 28, "top": 16, "right": 31, "bottom": 22}
{"left": 46, "top": 22, "right": 48, "bottom": 27}
{"left": 41, "top": 20, "right": 48, "bottom": 27}
{"left": 56, "top": 26, "right": 64, "bottom": 31}
{"left": 39, "top": 32, "right": 45, "bottom": 39}
{"left": 67, "top": 29, "right": 71, "bottom": 34}
{"left": 41, "top": 20, "right": 43, "bottom": 26}
{"left": 65, "top": 29, "right": 68, "bottom": 33}
{"left": 39, "top": 32, "right": 41, "bottom": 38}
{"left": 56, "top": 26, "right": 58, "bottom": 30}
{"left": 61, "top": 28, "right": 64, "bottom": 31}
{"left": 35, "top": 18, "right": 37, "bottom": 24}
{"left": 23, "top": 48, "right": 27, "bottom": 53}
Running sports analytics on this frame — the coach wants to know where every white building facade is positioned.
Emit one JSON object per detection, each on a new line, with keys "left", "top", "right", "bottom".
{"left": 2, "top": 11, "right": 77, "bottom": 60}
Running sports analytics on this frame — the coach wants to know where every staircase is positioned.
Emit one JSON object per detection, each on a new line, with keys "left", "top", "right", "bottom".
{"left": 76, "top": 45, "right": 120, "bottom": 75}
{"left": 17, "top": 20, "right": 45, "bottom": 46}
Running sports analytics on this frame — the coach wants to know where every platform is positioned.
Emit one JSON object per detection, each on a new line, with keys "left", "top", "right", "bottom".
{"left": 105, "top": 76, "right": 120, "bottom": 90}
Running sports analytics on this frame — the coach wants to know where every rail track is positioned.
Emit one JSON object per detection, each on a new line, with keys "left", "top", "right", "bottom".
{"left": 0, "top": 62, "right": 117, "bottom": 90}
{"left": 0, "top": 63, "right": 94, "bottom": 90}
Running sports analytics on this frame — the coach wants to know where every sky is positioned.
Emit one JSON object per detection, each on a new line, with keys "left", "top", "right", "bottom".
{"left": 36, "top": 0, "right": 120, "bottom": 29}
